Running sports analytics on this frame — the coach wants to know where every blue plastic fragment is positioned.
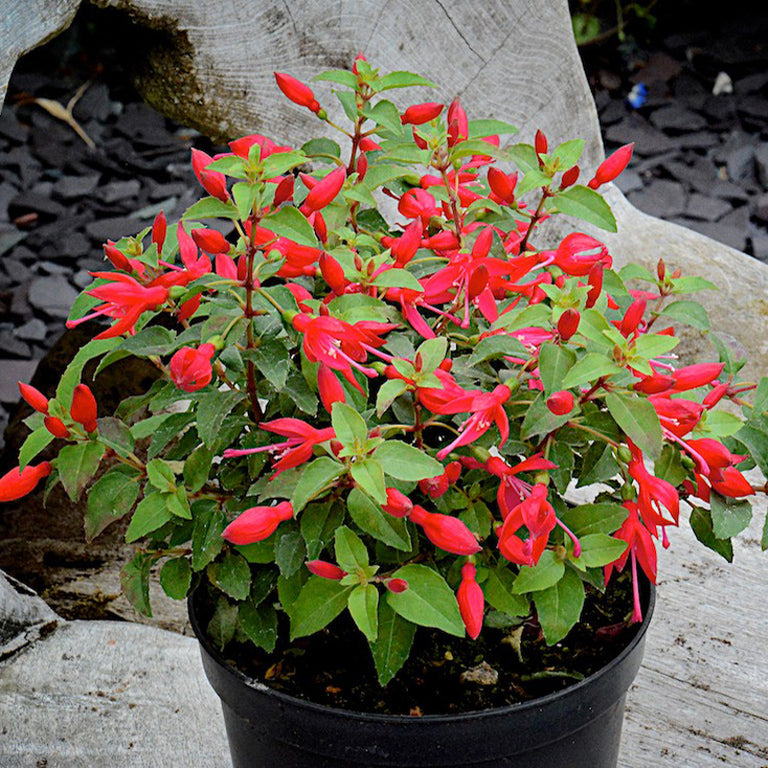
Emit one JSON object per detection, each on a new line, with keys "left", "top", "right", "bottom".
{"left": 626, "top": 83, "right": 647, "bottom": 109}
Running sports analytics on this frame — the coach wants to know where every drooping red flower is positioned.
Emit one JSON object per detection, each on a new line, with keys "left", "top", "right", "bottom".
{"left": 554, "top": 233, "right": 612, "bottom": 276}
{"left": 419, "top": 461, "right": 461, "bottom": 499}
{"left": 382, "top": 487, "right": 414, "bottom": 518}
{"left": 627, "top": 440, "right": 679, "bottom": 535}
{"left": 191, "top": 148, "right": 229, "bottom": 202}
{"left": 487, "top": 455, "right": 558, "bottom": 519}
{"left": 408, "top": 504, "right": 481, "bottom": 555}
{"left": 222, "top": 501, "right": 294, "bottom": 544}
{"left": 496, "top": 484, "right": 554, "bottom": 566}
{"left": 66, "top": 273, "right": 169, "bottom": 339}
{"left": 191, "top": 228, "right": 230, "bottom": 254}
{"left": 457, "top": 563, "right": 484, "bottom": 639}
{"left": 223, "top": 418, "right": 336, "bottom": 477}
{"left": 0, "top": 462, "right": 52, "bottom": 502}
{"left": 169, "top": 343, "right": 216, "bottom": 393}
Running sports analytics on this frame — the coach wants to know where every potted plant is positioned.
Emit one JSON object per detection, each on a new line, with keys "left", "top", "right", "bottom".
{"left": 2, "top": 56, "right": 766, "bottom": 767}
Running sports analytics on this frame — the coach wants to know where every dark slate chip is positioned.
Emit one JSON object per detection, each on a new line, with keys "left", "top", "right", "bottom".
{"left": 649, "top": 104, "right": 707, "bottom": 132}
{"left": 614, "top": 170, "right": 644, "bottom": 195}
{"left": 2, "top": 258, "right": 32, "bottom": 284}
{"left": 60, "top": 231, "right": 92, "bottom": 260}
{"left": 8, "top": 191, "right": 68, "bottom": 219}
{"left": 0, "top": 330, "right": 31, "bottom": 359}
{"left": 750, "top": 232, "right": 768, "bottom": 262}
{"left": 628, "top": 179, "right": 687, "bottom": 219}
{"left": 0, "top": 181, "right": 19, "bottom": 221}
{"left": 753, "top": 144, "right": 768, "bottom": 189}
{"left": 100, "top": 179, "right": 141, "bottom": 204}
{"left": 734, "top": 72, "right": 768, "bottom": 94}
{"left": 13, "top": 318, "right": 47, "bottom": 342}
{"left": 84, "top": 216, "right": 146, "bottom": 242}
{"left": 52, "top": 174, "right": 101, "bottom": 201}
{"left": 73, "top": 83, "right": 112, "bottom": 123}
{"left": 604, "top": 115, "right": 679, "bottom": 156}
{"left": 684, "top": 193, "right": 733, "bottom": 222}
{"left": 0, "top": 110, "right": 28, "bottom": 143}
{"left": 753, "top": 193, "right": 768, "bottom": 223}
{"left": 724, "top": 145, "right": 756, "bottom": 184}
{"left": 27, "top": 276, "right": 80, "bottom": 318}
{"left": 0, "top": 229, "right": 26, "bottom": 257}
{"left": 0, "top": 360, "right": 38, "bottom": 402}
{"left": 671, "top": 218, "right": 748, "bottom": 252}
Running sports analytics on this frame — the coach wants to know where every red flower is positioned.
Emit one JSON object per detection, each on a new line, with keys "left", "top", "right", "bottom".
{"left": 710, "top": 466, "right": 754, "bottom": 498}
{"left": 457, "top": 563, "right": 484, "bottom": 639}
{"left": 386, "top": 578, "right": 409, "bottom": 593}
{"left": 546, "top": 390, "right": 574, "bottom": 415}
{"left": 66, "top": 273, "right": 169, "bottom": 339}
{"left": 152, "top": 211, "right": 167, "bottom": 253}
{"left": 222, "top": 501, "right": 294, "bottom": 544}
{"left": 383, "top": 487, "right": 413, "bottom": 518}
{"left": 306, "top": 560, "right": 347, "bottom": 580}
{"left": 588, "top": 143, "right": 634, "bottom": 189}
{"left": 70, "top": 384, "right": 98, "bottom": 432}
{"left": 496, "top": 484, "right": 554, "bottom": 566}
{"left": 317, "top": 362, "right": 347, "bottom": 413}
{"left": 408, "top": 504, "right": 481, "bottom": 555}
{"left": 44, "top": 417, "right": 70, "bottom": 439}
{"left": 191, "top": 148, "right": 229, "bottom": 202}
{"left": 191, "top": 228, "right": 230, "bottom": 254}
{"left": 401, "top": 102, "right": 444, "bottom": 125}
{"left": 436, "top": 384, "right": 512, "bottom": 460}
{"left": 169, "top": 343, "right": 216, "bottom": 392}
{"left": 0, "top": 462, "right": 52, "bottom": 502}
{"left": 274, "top": 72, "right": 321, "bottom": 114}
{"left": 302, "top": 166, "right": 346, "bottom": 213}
{"left": 487, "top": 455, "right": 558, "bottom": 519}
{"left": 419, "top": 461, "right": 461, "bottom": 499}
{"left": 557, "top": 309, "right": 580, "bottom": 341}
{"left": 627, "top": 441, "right": 679, "bottom": 535}
{"left": 671, "top": 362, "right": 724, "bottom": 392}
{"left": 224, "top": 418, "right": 335, "bottom": 477}
{"left": 554, "top": 233, "right": 612, "bottom": 276}
{"left": 18, "top": 382, "right": 48, "bottom": 414}
{"left": 487, "top": 166, "right": 517, "bottom": 205}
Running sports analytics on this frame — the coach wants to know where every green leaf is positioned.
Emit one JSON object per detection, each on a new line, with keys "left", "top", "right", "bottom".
{"left": 710, "top": 493, "right": 752, "bottom": 539}
{"left": 376, "top": 379, "right": 408, "bottom": 417}
{"left": 18, "top": 427, "right": 54, "bottom": 471}
{"left": 261, "top": 149, "right": 306, "bottom": 178}
{"left": 576, "top": 442, "right": 620, "bottom": 487}
{"left": 57, "top": 441, "right": 105, "bottom": 502}
{"left": 331, "top": 401, "right": 369, "bottom": 450}
{"left": 559, "top": 503, "right": 628, "bottom": 537}
{"left": 552, "top": 185, "right": 617, "bottom": 232}
{"left": 550, "top": 138, "right": 584, "bottom": 170}
{"left": 761, "top": 514, "right": 768, "bottom": 552}
{"left": 363, "top": 99, "right": 403, "bottom": 134}
{"left": 183, "top": 446, "right": 213, "bottom": 493}
{"left": 517, "top": 168, "right": 552, "bottom": 195}
{"left": 301, "top": 137, "right": 342, "bottom": 158}
{"left": 292, "top": 457, "right": 345, "bottom": 512}
{"left": 374, "top": 441, "right": 443, "bottom": 482}
{"left": 262, "top": 206, "right": 318, "bottom": 247}
{"left": 146, "top": 458, "right": 176, "bottom": 493}
{"left": 659, "top": 300, "right": 710, "bottom": 331}
{"left": 372, "top": 268, "right": 423, "bottom": 292}
{"left": 512, "top": 551, "right": 566, "bottom": 593}
{"left": 313, "top": 69, "right": 358, "bottom": 88}
{"left": 348, "top": 584, "right": 379, "bottom": 642}
{"left": 654, "top": 443, "right": 688, "bottom": 487}
{"left": 468, "top": 118, "right": 518, "bottom": 138}
{"left": 205, "top": 155, "right": 246, "bottom": 176}
{"left": 289, "top": 576, "right": 353, "bottom": 639}
{"left": 521, "top": 393, "right": 571, "bottom": 439}
{"left": 538, "top": 343, "right": 577, "bottom": 395}
{"left": 483, "top": 565, "right": 530, "bottom": 616}
{"left": 96, "top": 417, "right": 135, "bottom": 455}
{"left": 300, "top": 501, "right": 345, "bottom": 560}
{"left": 191, "top": 500, "right": 227, "bottom": 571}
{"left": 690, "top": 506, "right": 733, "bottom": 562}
{"left": 248, "top": 341, "right": 292, "bottom": 391}
{"left": 732, "top": 423, "right": 768, "bottom": 477}
{"left": 374, "top": 71, "right": 437, "bottom": 91}
{"left": 120, "top": 552, "right": 155, "bottom": 617}
{"left": 561, "top": 353, "right": 622, "bottom": 389}
{"left": 196, "top": 389, "right": 244, "bottom": 448}
{"left": 468, "top": 334, "right": 528, "bottom": 366}
{"left": 55, "top": 338, "right": 120, "bottom": 407}
{"left": 386, "top": 564, "right": 464, "bottom": 636}
{"left": 85, "top": 466, "right": 140, "bottom": 541}
{"left": 183, "top": 196, "right": 239, "bottom": 220}
{"left": 232, "top": 181, "right": 259, "bottom": 220}
{"left": 160, "top": 557, "right": 192, "bottom": 600}
{"left": 534, "top": 569, "right": 585, "bottom": 644}
{"left": 605, "top": 392, "right": 662, "bottom": 460}
{"left": 120, "top": 326, "right": 175, "bottom": 357}
{"left": 633, "top": 334, "right": 680, "bottom": 359}
{"left": 275, "top": 529, "right": 306, "bottom": 578}
{"left": 369, "top": 600, "right": 416, "bottom": 686}
{"left": 334, "top": 526, "right": 370, "bottom": 572}
{"left": 208, "top": 550, "right": 252, "bottom": 600}
{"left": 125, "top": 492, "right": 173, "bottom": 543}
{"left": 347, "top": 487, "right": 411, "bottom": 551}
{"left": 574, "top": 534, "right": 628, "bottom": 568}
{"left": 670, "top": 276, "right": 718, "bottom": 294}
{"left": 350, "top": 459, "right": 387, "bottom": 504}
{"left": 239, "top": 601, "right": 278, "bottom": 652}
{"left": 208, "top": 598, "right": 238, "bottom": 649}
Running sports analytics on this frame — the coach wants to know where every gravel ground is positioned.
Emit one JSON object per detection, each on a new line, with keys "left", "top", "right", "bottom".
{"left": 0, "top": 8, "right": 767, "bottom": 447}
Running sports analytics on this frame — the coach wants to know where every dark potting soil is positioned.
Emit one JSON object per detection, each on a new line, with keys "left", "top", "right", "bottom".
{"left": 212, "top": 572, "right": 639, "bottom": 716}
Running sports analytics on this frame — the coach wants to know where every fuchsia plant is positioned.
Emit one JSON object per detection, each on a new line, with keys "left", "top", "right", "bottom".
{"left": 3, "top": 57, "right": 768, "bottom": 686}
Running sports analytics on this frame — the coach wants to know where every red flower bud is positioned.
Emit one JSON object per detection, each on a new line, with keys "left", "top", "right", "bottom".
{"left": 588, "top": 143, "right": 634, "bottom": 189}
{"left": 412, "top": 127, "right": 429, "bottom": 150}
{"left": 222, "top": 501, "right": 294, "bottom": 544}
{"left": 319, "top": 252, "right": 346, "bottom": 294}
{"left": 104, "top": 242, "right": 131, "bottom": 271}
{"left": 487, "top": 167, "right": 517, "bottom": 203}
{"left": 560, "top": 165, "right": 580, "bottom": 190}
{"left": 634, "top": 374, "right": 675, "bottom": 394}
{"left": 620, "top": 298, "right": 646, "bottom": 337}
{"left": 359, "top": 136, "right": 383, "bottom": 152}
{"left": 0, "top": 462, "right": 52, "bottom": 502}
{"left": 546, "top": 390, "right": 574, "bottom": 415}
{"left": 710, "top": 466, "right": 754, "bottom": 498}
{"left": 274, "top": 72, "right": 321, "bottom": 114}
{"left": 386, "top": 578, "right": 409, "bottom": 593}
{"left": 70, "top": 384, "right": 98, "bottom": 431}
{"left": 44, "top": 416, "right": 70, "bottom": 439}
{"left": 457, "top": 563, "right": 484, "bottom": 640}
{"left": 18, "top": 382, "right": 49, "bottom": 414}
{"left": 191, "top": 148, "right": 229, "bottom": 202}
{"left": 401, "top": 102, "right": 444, "bottom": 125}
{"left": 383, "top": 487, "right": 413, "bottom": 518}
{"left": 586, "top": 263, "right": 604, "bottom": 308}
{"left": 356, "top": 152, "right": 368, "bottom": 181}
{"left": 169, "top": 344, "right": 216, "bottom": 393}
{"left": 672, "top": 363, "right": 724, "bottom": 392}
{"left": 191, "top": 228, "right": 230, "bottom": 254}
{"left": 274, "top": 175, "right": 295, "bottom": 206}
{"left": 703, "top": 382, "right": 729, "bottom": 408}
{"left": 408, "top": 505, "right": 481, "bottom": 555}
{"left": 303, "top": 167, "right": 346, "bottom": 213}
{"left": 447, "top": 98, "right": 468, "bottom": 145}
{"left": 152, "top": 211, "right": 167, "bottom": 253}
{"left": 306, "top": 560, "right": 347, "bottom": 580}
{"left": 656, "top": 258, "right": 666, "bottom": 281}
{"left": 534, "top": 129, "right": 548, "bottom": 158}
{"left": 557, "top": 309, "right": 580, "bottom": 341}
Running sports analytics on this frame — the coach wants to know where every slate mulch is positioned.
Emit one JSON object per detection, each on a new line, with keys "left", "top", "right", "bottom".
{"left": 1, "top": 8, "right": 768, "bottom": 448}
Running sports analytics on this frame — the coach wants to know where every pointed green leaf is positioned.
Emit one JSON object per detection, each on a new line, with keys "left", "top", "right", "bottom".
{"left": 369, "top": 599, "right": 416, "bottom": 686}
{"left": 120, "top": 552, "right": 155, "bottom": 617}
{"left": 262, "top": 206, "right": 318, "bottom": 247}
{"left": 376, "top": 379, "right": 408, "bottom": 417}
{"left": 710, "top": 493, "right": 753, "bottom": 539}
{"left": 18, "top": 427, "right": 54, "bottom": 472}
{"left": 196, "top": 389, "right": 244, "bottom": 448}
{"left": 551, "top": 185, "right": 616, "bottom": 232}
{"left": 350, "top": 458, "right": 387, "bottom": 504}
{"left": 347, "top": 487, "right": 411, "bottom": 551}
{"left": 534, "top": 569, "right": 585, "bottom": 644}
{"left": 334, "top": 525, "right": 370, "bottom": 572}
{"left": 160, "top": 557, "right": 192, "bottom": 600}
{"left": 275, "top": 529, "right": 307, "bottom": 578}
{"left": 191, "top": 500, "right": 227, "bottom": 571}
{"left": 374, "top": 71, "right": 437, "bottom": 91}
{"left": 573, "top": 534, "right": 628, "bottom": 568}
{"left": 538, "top": 343, "right": 577, "bottom": 395}
{"left": 57, "top": 441, "right": 106, "bottom": 502}
{"left": 512, "top": 551, "right": 565, "bottom": 593}
{"left": 483, "top": 565, "right": 530, "bottom": 616}
{"left": 331, "top": 401, "right": 369, "bottom": 450}
{"left": 292, "top": 457, "right": 345, "bottom": 512}
{"left": 374, "top": 441, "right": 443, "bottom": 482}
{"left": 300, "top": 501, "right": 345, "bottom": 560}
{"left": 605, "top": 392, "right": 662, "bottom": 460}
{"left": 558, "top": 503, "right": 628, "bottom": 537}
{"left": 125, "top": 491, "right": 174, "bottom": 543}
{"left": 183, "top": 196, "right": 239, "bottom": 220}
{"left": 289, "top": 576, "right": 353, "bottom": 639}
{"left": 690, "top": 506, "right": 733, "bottom": 562}
{"left": 386, "top": 564, "right": 464, "bottom": 636}
{"left": 85, "top": 466, "right": 140, "bottom": 541}
{"left": 239, "top": 601, "right": 278, "bottom": 652}
{"left": 207, "top": 550, "right": 252, "bottom": 600}
{"left": 561, "top": 353, "right": 622, "bottom": 389}
{"left": 348, "top": 584, "right": 379, "bottom": 642}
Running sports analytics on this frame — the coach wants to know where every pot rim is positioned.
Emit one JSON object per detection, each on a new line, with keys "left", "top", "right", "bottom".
{"left": 189, "top": 574, "right": 655, "bottom": 724}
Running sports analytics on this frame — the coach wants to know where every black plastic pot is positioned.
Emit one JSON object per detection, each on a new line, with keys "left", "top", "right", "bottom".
{"left": 189, "top": 579, "right": 654, "bottom": 768}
